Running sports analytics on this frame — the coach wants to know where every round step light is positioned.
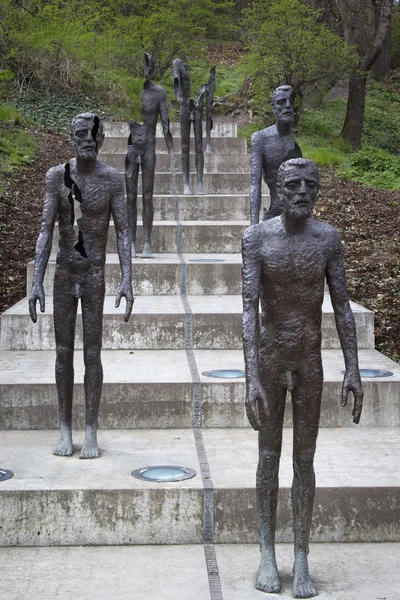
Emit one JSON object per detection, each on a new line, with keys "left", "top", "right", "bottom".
{"left": 0, "top": 469, "right": 13, "bottom": 482}
{"left": 341, "top": 369, "right": 394, "bottom": 378}
{"left": 132, "top": 466, "right": 196, "bottom": 482}
{"left": 188, "top": 259, "right": 225, "bottom": 263}
{"left": 202, "top": 369, "right": 245, "bottom": 378}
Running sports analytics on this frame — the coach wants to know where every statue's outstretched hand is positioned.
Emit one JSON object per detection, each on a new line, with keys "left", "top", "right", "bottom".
{"left": 246, "top": 378, "right": 268, "bottom": 431}
{"left": 29, "top": 283, "right": 45, "bottom": 323}
{"left": 115, "top": 281, "right": 134, "bottom": 323}
{"left": 341, "top": 369, "right": 363, "bottom": 424}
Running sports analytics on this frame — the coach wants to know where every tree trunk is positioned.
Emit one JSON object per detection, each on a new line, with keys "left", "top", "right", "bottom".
{"left": 341, "top": 71, "right": 367, "bottom": 149}
{"left": 340, "top": 0, "right": 392, "bottom": 149}
{"left": 373, "top": 13, "right": 392, "bottom": 79}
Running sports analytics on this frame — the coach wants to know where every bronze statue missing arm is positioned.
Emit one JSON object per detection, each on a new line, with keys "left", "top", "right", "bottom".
{"left": 126, "top": 53, "right": 173, "bottom": 257}
{"left": 29, "top": 113, "right": 133, "bottom": 459}
{"left": 205, "top": 66, "right": 216, "bottom": 154}
{"left": 250, "top": 85, "right": 302, "bottom": 225}
{"left": 173, "top": 58, "right": 207, "bottom": 195}
{"left": 242, "top": 158, "right": 363, "bottom": 598}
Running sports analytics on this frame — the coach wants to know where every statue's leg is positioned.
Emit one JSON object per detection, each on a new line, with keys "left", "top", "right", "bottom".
{"left": 125, "top": 156, "right": 139, "bottom": 257}
{"left": 181, "top": 114, "right": 192, "bottom": 195}
{"left": 53, "top": 269, "right": 78, "bottom": 456}
{"left": 194, "top": 117, "right": 205, "bottom": 194}
{"left": 291, "top": 360, "right": 323, "bottom": 598}
{"left": 256, "top": 373, "right": 287, "bottom": 593}
{"left": 141, "top": 152, "right": 155, "bottom": 258}
{"left": 79, "top": 275, "right": 105, "bottom": 459}
{"left": 205, "top": 100, "right": 212, "bottom": 154}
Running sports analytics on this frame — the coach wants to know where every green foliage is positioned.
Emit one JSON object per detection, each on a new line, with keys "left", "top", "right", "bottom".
{"left": 295, "top": 82, "right": 400, "bottom": 189}
{"left": 0, "top": 103, "right": 23, "bottom": 125}
{"left": 0, "top": 101, "right": 37, "bottom": 192}
{"left": 241, "top": 0, "right": 357, "bottom": 117}
{"left": 1, "top": 0, "right": 237, "bottom": 103}
{"left": 11, "top": 93, "right": 110, "bottom": 132}
{"left": 339, "top": 146, "right": 400, "bottom": 190}
{"left": 362, "top": 83, "right": 400, "bottom": 154}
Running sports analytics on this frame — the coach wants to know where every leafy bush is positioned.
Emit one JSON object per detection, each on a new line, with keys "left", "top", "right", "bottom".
{"left": 339, "top": 146, "right": 400, "bottom": 190}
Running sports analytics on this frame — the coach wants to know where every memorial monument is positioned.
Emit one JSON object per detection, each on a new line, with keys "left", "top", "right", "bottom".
{"left": 242, "top": 158, "right": 363, "bottom": 598}
{"left": 250, "top": 85, "right": 302, "bottom": 224}
{"left": 29, "top": 112, "right": 133, "bottom": 459}
{"left": 173, "top": 58, "right": 206, "bottom": 194}
{"left": 126, "top": 52, "right": 173, "bottom": 257}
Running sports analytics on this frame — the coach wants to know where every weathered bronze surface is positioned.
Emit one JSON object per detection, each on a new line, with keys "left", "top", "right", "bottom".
{"left": 173, "top": 58, "right": 206, "bottom": 194}
{"left": 242, "top": 158, "right": 363, "bottom": 598}
{"left": 250, "top": 85, "right": 302, "bottom": 224}
{"left": 205, "top": 66, "right": 216, "bottom": 154}
{"left": 29, "top": 113, "right": 133, "bottom": 458}
{"left": 126, "top": 53, "right": 173, "bottom": 257}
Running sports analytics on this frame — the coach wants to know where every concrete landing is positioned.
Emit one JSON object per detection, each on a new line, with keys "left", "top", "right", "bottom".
{"left": 0, "top": 428, "right": 399, "bottom": 545}
{"left": 0, "top": 294, "right": 375, "bottom": 351}
{"left": 1, "top": 543, "right": 399, "bottom": 600}
{"left": 0, "top": 349, "right": 398, "bottom": 430}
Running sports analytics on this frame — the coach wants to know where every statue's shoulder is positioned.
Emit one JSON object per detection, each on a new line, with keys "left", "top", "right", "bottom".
{"left": 311, "top": 218, "right": 340, "bottom": 241}
{"left": 251, "top": 125, "right": 275, "bottom": 142}
{"left": 243, "top": 219, "right": 276, "bottom": 246}
{"left": 96, "top": 160, "right": 123, "bottom": 184}
{"left": 45, "top": 163, "right": 69, "bottom": 190}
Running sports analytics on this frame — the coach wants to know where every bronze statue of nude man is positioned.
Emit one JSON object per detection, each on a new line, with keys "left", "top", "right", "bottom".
{"left": 250, "top": 85, "right": 301, "bottom": 224}
{"left": 29, "top": 113, "right": 133, "bottom": 459}
{"left": 126, "top": 52, "right": 173, "bottom": 258}
{"left": 242, "top": 158, "right": 363, "bottom": 598}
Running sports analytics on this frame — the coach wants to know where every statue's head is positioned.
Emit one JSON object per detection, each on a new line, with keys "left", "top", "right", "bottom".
{"left": 277, "top": 158, "right": 319, "bottom": 219}
{"left": 144, "top": 52, "right": 155, "bottom": 82}
{"left": 173, "top": 58, "right": 190, "bottom": 100}
{"left": 272, "top": 85, "right": 294, "bottom": 126}
{"left": 71, "top": 113, "right": 104, "bottom": 160}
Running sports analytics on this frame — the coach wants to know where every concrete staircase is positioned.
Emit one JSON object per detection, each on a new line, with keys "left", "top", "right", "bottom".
{"left": 1, "top": 121, "right": 399, "bottom": 599}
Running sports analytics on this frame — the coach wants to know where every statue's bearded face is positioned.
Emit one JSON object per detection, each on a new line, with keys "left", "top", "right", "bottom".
{"left": 71, "top": 116, "right": 104, "bottom": 160}
{"left": 279, "top": 164, "right": 319, "bottom": 220}
{"left": 272, "top": 92, "right": 294, "bottom": 125}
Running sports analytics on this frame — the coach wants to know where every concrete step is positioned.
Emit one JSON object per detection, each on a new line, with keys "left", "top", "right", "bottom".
{"left": 126, "top": 172, "right": 251, "bottom": 194}
{"left": 1, "top": 295, "right": 374, "bottom": 351}
{"left": 27, "top": 253, "right": 244, "bottom": 296}
{"left": 0, "top": 427, "right": 398, "bottom": 545}
{"left": 51, "top": 221, "right": 248, "bottom": 255}
{"left": 119, "top": 194, "right": 258, "bottom": 221}
{"left": 1, "top": 543, "right": 398, "bottom": 600}
{"left": 103, "top": 121, "right": 238, "bottom": 138}
{"left": 101, "top": 135, "right": 247, "bottom": 154}
{"left": 103, "top": 152, "right": 250, "bottom": 173}
{"left": 0, "top": 349, "right": 398, "bottom": 430}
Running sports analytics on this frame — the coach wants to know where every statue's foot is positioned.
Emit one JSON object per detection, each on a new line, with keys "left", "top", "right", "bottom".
{"left": 256, "top": 553, "right": 281, "bottom": 594}
{"left": 197, "top": 185, "right": 206, "bottom": 195}
{"left": 183, "top": 183, "right": 193, "bottom": 195}
{"left": 141, "top": 243, "right": 153, "bottom": 259}
{"left": 132, "top": 243, "right": 136, "bottom": 258}
{"left": 54, "top": 431, "right": 73, "bottom": 457}
{"left": 293, "top": 551, "right": 318, "bottom": 598}
{"left": 80, "top": 431, "right": 99, "bottom": 459}
{"left": 206, "top": 145, "right": 212, "bottom": 154}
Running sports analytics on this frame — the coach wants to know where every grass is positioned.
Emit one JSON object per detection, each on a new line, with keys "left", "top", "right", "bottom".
{"left": 0, "top": 103, "right": 37, "bottom": 192}
{"left": 238, "top": 81, "right": 400, "bottom": 190}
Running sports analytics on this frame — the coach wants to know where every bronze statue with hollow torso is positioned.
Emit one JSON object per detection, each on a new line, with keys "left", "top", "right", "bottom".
{"left": 242, "top": 158, "right": 363, "bottom": 598}
{"left": 29, "top": 113, "right": 133, "bottom": 459}
{"left": 125, "top": 53, "right": 173, "bottom": 258}
{"left": 250, "top": 85, "right": 302, "bottom": 224}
